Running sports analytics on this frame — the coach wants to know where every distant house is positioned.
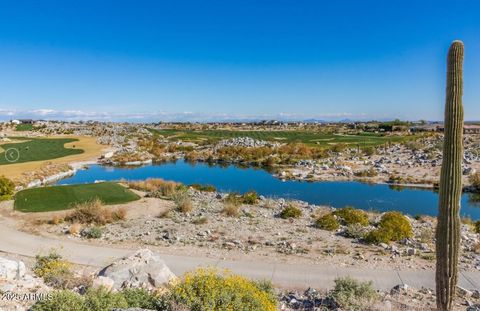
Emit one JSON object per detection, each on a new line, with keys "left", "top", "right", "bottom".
{"left": 464, "top": 125, "right": 480, "bottom": 134}
{"left": 18, "top": 119, "right": 34, "bottom": 124}
{"left": 10, "top": 119, "right": 21, "bottom": 125}
{"left": 410, "top": 125, "right": 441, "bottom": 132}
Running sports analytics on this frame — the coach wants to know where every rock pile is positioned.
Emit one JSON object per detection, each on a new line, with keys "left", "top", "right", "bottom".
{"left": 216, "top": 136, "right": 281, "bottom": 148}
{"left": 96, "top": 249, "right": 176, "bottom": 291}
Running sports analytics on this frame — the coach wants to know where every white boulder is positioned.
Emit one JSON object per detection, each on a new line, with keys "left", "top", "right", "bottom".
{"left": 0, "top": 257, "right": 26, "bottom": 281}
{"left": 97, "top": 249, "right": 176, "bottom": 290}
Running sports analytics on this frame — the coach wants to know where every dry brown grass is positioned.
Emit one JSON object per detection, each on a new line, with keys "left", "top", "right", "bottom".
{"left": 65, "top": 198, "right": 124, "bottom": 225}
{"left": 113, "top": 207, "right": 127, "bottom": 220}
{"left": 158, "top": 208, "right": 172, "bottom": 218}
{"left": 175, "top": 193, "right": 193, "bottom": 213}
{"left": 68, "top": 223, "right": 82, "bottom": 235}
{"left": 49, "top": 215, "right": 64, "bottom": 225}
{"left": 473, "top": 242, "right": 480, "bottom": 254}
{"left": 222, "top": 202, "right": 240, "bottom": 217}
{"left": 129, "top": 178, "right": 179, "bottom": 197}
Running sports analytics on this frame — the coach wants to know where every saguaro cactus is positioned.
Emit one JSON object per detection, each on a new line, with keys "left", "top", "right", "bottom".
{"left": 435, "top": 40, "right": 464, "bottom": 311}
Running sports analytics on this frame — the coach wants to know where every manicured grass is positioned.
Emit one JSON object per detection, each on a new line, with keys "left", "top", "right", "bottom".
{"left": 15, "top": 124, "right": 34, "bottom": 131}
{"left": 0, "top": 137, "right": 84, "bottom": 165}
{"left": 14, "top": 182, "right": 140, "bottom": 212}
{"left": 149, "top": 128, "right": 414, "bottom": 147}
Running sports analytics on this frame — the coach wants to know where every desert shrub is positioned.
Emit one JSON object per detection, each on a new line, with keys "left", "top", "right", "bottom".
{"left": 158, "top": 208, "right": 172, "bottom": 218}
{"left": 129, "top": 178, "right": 167, "bottom": 192}
{"left": 65, "top": 198, "right": 113, "bottom": 225}
{"left": 388, "top": 174, "right": 405, "bottom": 184}
{"left": 131, "top": 178, "right": 180, "bottom": 197}
{"left": 331, "top": 143, "right": 347, "bottom": 153}
{"left": 85, "top": 226, "right": 102, "bottom": 239}
{"left": 242, "top": 191, "right": 259, "bottom": 205}
{"left": 470, "top": 173, "right": 480, "bottom": 191}
{"left": 68, "top": 223, "right": 82, "bottom": 235}
{"left": 343, "top": 223, "right": 368, "bottom": 239}
{"left": 334, "top": 207, "right": 369, "bottom": 226}
{"left": 192, "top": 216, "right": 208, "bottom": 225}
{"left": 84, "top": 287, "right": 128, "bottom": 311}
{"left": 30, "top": 290, "right": 85, "bottom": 311}
{"left": 279, "top": 204, "right": 302, "bottom": 219}
{"left": 189, "top": 184, "right": 217, "bottom": 192}
{"left": 169, "top": 268, "right": 277, "bottom": 311}
{"left": 222, "top": 202, "right": 240, "bottom": 217}
{"left": 223, "top": 192, "right": 242, "bottom": 206}
{"left": 31, "top": 288, "right": 158, "bottom": 311}
{"left": 50, "top": 215, "right": 64, "bottom": 225}
{"left": 34, "top": 251, "right": 74, "bottom": 289}
{"left": 262, "top": 198, "right": 276, "bottom": 209}
{"left": 361, "top": 146, "right": 376, "bottom": 156}
{"left": 353, "top": 168, "right": 378, "bottom": 178}
{"left": 174, "top": 192, "right": 193, "bottom": 213}
{"left": 0, "top": 175, "right": 15, "bottom": 201}
{"left": 404, "top": 141, "right": 423, "bottom": 151}
{"left": 113, "top": 207, "right": 127, "bottom": 221}
{"left": 474, "top": 220, "right": 480, "bottom": 234}
{"left": 364, "top": 211, "right": 413, "bottom": 244}
{"left": 315, "top": 213, "right": 340, "bottom": 231}
{"left": 122, "top": 288, "right": 158, "bottom": 309}
{"left": 330, "top": 277, "right": 379, "bottom": 311}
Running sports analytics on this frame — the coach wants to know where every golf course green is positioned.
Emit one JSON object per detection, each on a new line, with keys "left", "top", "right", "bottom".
{"left": 0, "top": 137, "right": 84, "bottom": 165}
{"left": 14, "top": 182, "right": 140, "bottom": 212}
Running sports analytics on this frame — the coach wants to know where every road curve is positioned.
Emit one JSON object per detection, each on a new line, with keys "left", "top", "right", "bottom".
{"left": 0, "top": 221, "right": 479, "bottom": 291}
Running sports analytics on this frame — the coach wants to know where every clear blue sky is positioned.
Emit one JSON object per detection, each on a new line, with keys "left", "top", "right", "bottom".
{"left": 0, "top": 0, "right": 479, "bottom": 122}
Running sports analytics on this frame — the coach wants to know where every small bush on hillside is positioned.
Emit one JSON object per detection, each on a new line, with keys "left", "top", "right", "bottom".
{"left": 65, "top": 199, "right": 112, "bottom": 225}
{"left": 222, "top": 202, "right": 240, "bottom": 217}
{"left": 361, "top": 146, "right": 376, "bottom": 156}
{"left": 223, "top": 192, "right": 242, "bottom": 206}
{"left": 353, "top": 168, "right": 378, "bottom": 177}
{"left": 174, "top": 192, "right": 193, "bottom": 213}
{"left": 0, "top": 175, "right": 15, "bottom": 201}
{"left": 169, "top": 268, "right": 277, "bottom": 311}
{"left": 470, "top": 172, "right": 480, "bottom": 191}
{"left": 192, "top": 216, "right": 208, "bottom": 225}
{"left": 113, "top": 207, "right": 127, "bottom": 221}
{"left": 315, "top": 213, "right": 340, "bottom": 231}
{"left": 343, "top": 223, "right": 368, "bottom": 239}
{"left": 50, "top": 215, "right": 64, "bottom": 225}
{"left": 122, "top": 288, "right": 158, "bottom": 309}
{"left": 131, "top": 178, "right": 180, "bottom": 197}
{"left": 189, "top": 183, "right": 217, "bottom": 192}
{"left": 474, "top": 220, "right": 480, "bottom": 234}
{"left": 30, "top": 290, "right": 85, "bottom": 311}
{"left": 331, "top": 143, "right": 347, "bottom": 153}
{"left": 34, "top": 251, "right": 74, "bottom": 289}
{"left": 242, "top": 191, "right": 259, "bottom": 205}
{"left": 31, "top": 288, "right": 161, "bottom": 311}
{"left": 279, "top": 204, "right": 302, "bottom": 219}
{"left": 85, "top": 226, "right": 102, "bottom": 239}
{"left": 330, "top": 277, "right": 379, "bottom": 311}
{"left": 364, "top": 211, "right": 413, "bottom": 244}
{"left": 68, "top": 223, "right": 82, "bottom": 235}
{"left": 334, "top": 207, "right": 369, "bottom": 226}
{"left": 84, "top": 287, "right": 129, "bottom": 311}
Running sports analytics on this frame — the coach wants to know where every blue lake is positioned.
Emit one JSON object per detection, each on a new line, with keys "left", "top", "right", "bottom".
{"left": 58, "top": 160, "right": 480, "bottom": 219}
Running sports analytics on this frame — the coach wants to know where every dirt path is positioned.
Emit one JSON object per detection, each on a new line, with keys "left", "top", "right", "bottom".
{"left": 0, "top": 216, "right": 479, "bottom": 291}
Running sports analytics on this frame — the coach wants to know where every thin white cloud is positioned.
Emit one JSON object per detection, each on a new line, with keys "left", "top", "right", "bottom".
{"left": 0, "top": 108, "right": 381, "bottom": 123}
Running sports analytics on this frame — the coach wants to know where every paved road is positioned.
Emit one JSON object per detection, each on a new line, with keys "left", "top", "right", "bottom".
{"left": 1, "top": 222, "right": 479, "bottom": 291}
